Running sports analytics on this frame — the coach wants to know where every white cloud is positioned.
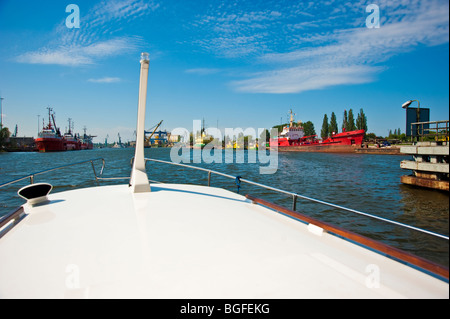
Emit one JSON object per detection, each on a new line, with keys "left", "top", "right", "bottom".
{"left": 88, "top": 77, "right": 122, "bottom": 83}
{"left": 88, "top": 0, "right": 159, "bottom": 28}
{"left": 17, "top": 37, "right": 139, "bottom": 66}
{"left": 185, "top": 68, "right": 221, "bottom": 75}
{"left": 232, "top": 65, "right": 383, "bottom": 94}
{"left": 223, "top": 0, "right": 449, "bottom": 93}
{"left": 16, "top": 0, "right": 158, "bottom": 66}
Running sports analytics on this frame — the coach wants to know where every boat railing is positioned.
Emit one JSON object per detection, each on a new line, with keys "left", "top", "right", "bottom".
{"left": 144, "top": 158, "right": 448, "bottom": 241}
{"left": 0, "top": 158, "right": 106, "bottom": 237}
{"left": 0, "top": 158, "right": 106, "bottom": 190}
{"left": 1, "top": 156, "right": 448, "bottom": 244}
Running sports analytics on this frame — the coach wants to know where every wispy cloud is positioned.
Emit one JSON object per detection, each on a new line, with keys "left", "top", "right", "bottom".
{"left": 16, "top": 0, "right": 159, "bottom": 66}
{"left": 185, "top": 68, "right": 221, "bottom": 75}
{"left": 17, "top": 37, "right": 141, "bottom": 66}
{"left": 232, "top": 65, "right": 383, "bottom": 94}
{"left": 88, "top": 77, "right": 122, "bottom": 83}
{"left": 192, "top": 0, "right": 449, "bottom": 94}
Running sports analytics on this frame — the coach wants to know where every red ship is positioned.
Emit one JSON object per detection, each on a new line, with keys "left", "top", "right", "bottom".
{"left": 35, "top": 109, "right": 96, "bottom": 152}
{"left": 270, "top": 110, "right": 365, "bottom": 152}
{"left": 80, "top": 127, "right": 95, "bottom": 150}
{"left": 63, "top": 118, "right": 81, "bottom": 151}
{"left": 35, "top": 108, "right": 65, "bottom": 152}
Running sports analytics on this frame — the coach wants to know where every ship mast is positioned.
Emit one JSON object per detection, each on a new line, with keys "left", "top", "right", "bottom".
{"left": 46, "top": 107, "right": 53, "bottom": 129}
{"left": 289, "top": 109, "right": 296, "bottom": 128}
{"left": 130, "top": 53, "right": 151, "bottom": 193}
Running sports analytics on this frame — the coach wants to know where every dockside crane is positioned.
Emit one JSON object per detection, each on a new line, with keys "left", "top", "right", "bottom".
{"left": 145, "top": 120, "right": 163, "bottom": 146}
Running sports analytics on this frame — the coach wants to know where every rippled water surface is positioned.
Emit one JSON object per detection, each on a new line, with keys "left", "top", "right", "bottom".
{"left": 1, "top": 148, "right": 448, "bottom": 267}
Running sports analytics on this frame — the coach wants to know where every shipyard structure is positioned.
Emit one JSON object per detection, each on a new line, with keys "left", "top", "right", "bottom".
{"left": 400, "top": 120, "right": 449, "bottom": 191}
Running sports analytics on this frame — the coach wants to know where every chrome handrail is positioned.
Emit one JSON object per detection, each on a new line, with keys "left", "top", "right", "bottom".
{"left": 1, "top": 156, "right": 447, "bottom": 241}
{"left": 145, "top": 158, "right": 449, "bottom": 241}
{"left": 0, "top": 158, "right": 106, "bottom": 189}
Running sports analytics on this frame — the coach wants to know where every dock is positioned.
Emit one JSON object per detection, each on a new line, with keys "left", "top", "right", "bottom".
{"left": 399, "top": 120, "right": 449, "bottom": 191}
{"left": 400, "top": 141, "right": 449, "bottom": 191}
{"left": 355, "top": 146, "right": 401, "bottom": 155}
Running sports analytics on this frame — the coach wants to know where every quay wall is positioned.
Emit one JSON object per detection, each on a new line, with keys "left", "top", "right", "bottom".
{"left": 400, "top": 142, "right": 449, "bottom": 191}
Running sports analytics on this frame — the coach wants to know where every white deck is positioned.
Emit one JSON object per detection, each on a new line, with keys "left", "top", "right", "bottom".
{"left": 0, "top": 183, "right": 448, "bottom": 299}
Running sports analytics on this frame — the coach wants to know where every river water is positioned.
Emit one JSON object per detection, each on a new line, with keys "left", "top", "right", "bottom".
{"left": 0, "top": 148, "right": 448, "bottom": 267}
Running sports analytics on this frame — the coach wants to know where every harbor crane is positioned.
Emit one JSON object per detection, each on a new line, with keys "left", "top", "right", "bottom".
{"left": 144, "top": 120, "right": 163, "bottom": 146}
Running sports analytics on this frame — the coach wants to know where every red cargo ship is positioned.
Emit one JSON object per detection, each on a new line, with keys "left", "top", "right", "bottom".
{"left": 35, "top": 108, "right": 65, "bottom": 152}
{"left": 35, "top": 109, "right": 96, "bottom": 152}
{"left": 63, "top": 119, "right": 81, "bottom": 151}
{"left": 270, "top": 111, "right": 365, "bottom": 152}
{"left": 80, "top": 127, "right": 95, "bottom": 150}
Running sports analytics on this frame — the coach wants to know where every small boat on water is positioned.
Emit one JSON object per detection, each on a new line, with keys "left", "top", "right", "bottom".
{"left": 0, "top": 53, "right": 448, "bottom": 299}
{"left": 270, "top": 110, "right": 365, "bottom": 152}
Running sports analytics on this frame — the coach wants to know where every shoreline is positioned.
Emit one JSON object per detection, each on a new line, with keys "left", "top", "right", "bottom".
{"left": 277, "top": 145, "right": 403, "bottom": 155}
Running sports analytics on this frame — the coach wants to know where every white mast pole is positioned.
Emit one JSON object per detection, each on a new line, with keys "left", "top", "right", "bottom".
{"left": 130, "top": 53, "right": 151, "bottom": 193}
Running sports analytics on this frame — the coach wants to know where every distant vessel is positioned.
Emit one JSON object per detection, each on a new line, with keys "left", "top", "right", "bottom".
{"left": 63, "top": 118, "right": 81, "bottom": 151}
{"left": 35, "top": 109, "right": 95, "bottom": 152}
{"left": 270, "top": 110, "right": 365, "bottom": 152}
{"left": 112, "top": 133, "right": 125, "bottom": 148}
{"left": 34, "top": 107, "right": 65, "bottom": 152}
{"left": 80, "top": 127, "right": 95, "bottom": 150}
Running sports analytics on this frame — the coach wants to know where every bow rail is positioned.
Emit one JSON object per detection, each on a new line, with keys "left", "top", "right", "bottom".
{"left": 144, "top": 158, "right": 449, "bottom": 241}
{"left": 1, "top": 157, "right": 448, "bottom": 243}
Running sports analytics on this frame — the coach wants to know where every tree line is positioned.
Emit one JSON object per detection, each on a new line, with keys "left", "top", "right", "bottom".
{"left": 321, "top": 108, "right": 367, "bottom": 139}
{"left": 0, "top": 127, "right": 10, "bottom": 150}
{"left": 272, "top": 108, "right": 368, "bottom": 139}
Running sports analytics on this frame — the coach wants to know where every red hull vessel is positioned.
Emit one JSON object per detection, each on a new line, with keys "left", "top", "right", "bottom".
{"left": 35, "top": 108, "right": 65, "bottom": 152}
{"left": 270, "top": 111, "right": 365, "bottom": 152}
{"left": 35, "top": 137, "right": 65, "bottom": 152}
{"left": 35, "top": 109, "right": 95, "bottom": 152}
{"left": 80, "top": 127, "right": 95, "bottom": 150}
{"left": 63, "top": 119, "right": 81, "bottom": 151}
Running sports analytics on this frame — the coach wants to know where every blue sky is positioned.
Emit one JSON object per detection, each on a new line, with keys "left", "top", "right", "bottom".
{"left": 0, "top": 0, "right": 448, "bottom": 143}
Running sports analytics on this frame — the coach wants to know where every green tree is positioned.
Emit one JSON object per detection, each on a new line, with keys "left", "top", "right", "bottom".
{"left": 259, "top": 129, "right": 270, "bottom": 142}
{"left": 342, "top": 110, "right": 348, "bottom": 132}
{"left": 272, "top": 123, "right": 289, "bottom": 133}
{"left": 329, "top": 112, "right": 338, "bottom": 135}
{"left": 0, "top": 127, "right": 11, "bottom": 149}
{"left": 356, "top": 108, "right": 368, "bottom": 132}
{"left": 347, "top": 109, "right": 356, "bottom": 131}
{"left": 365, "top": 132, "right": 376, "bottom": 140}
{"left": 321, "top": 114, "right": 329, "bottom": 139}
{"left": 303, "top": 121, "right": 316, "bottom": 136}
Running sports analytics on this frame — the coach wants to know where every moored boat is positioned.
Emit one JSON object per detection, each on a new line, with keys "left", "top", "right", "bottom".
{"left": 270, "top": 110, "right": 365, "bottom": 152}
{"left": 63, "top": 119, "right": 81, "bottom": 151}
{"left": 80, "top": 127, "right": 95, "bottom": 150}
{"left": 34, "top": 108, "right": 65, "bottom": 152}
